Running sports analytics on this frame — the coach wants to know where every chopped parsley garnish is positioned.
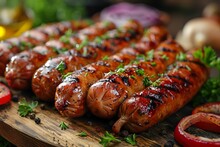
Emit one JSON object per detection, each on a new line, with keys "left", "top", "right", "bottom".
{"left": 130, "top": 75, "right": 136, "bottom": 79}
{"left": 78, "top": 131, "right": 87, "bottom": 137}
{"left": 117, "top": 63, "right": 124, "bottom": 69}
{"left": 116, "top": 67, "right": 126, "bottom": 74}
{"left": 56, "top": 61, "right": 66, "bottom": 74}
{"left": 192, "top": 46, "right": 220, "bottom": 106}
{"left": 143, "top": 76, "right": 152, "bottom": 87}
{"left": 76, "top": 38, "right": 89, "bottom": 50}
{"left": 18, "top": 98, "right": 38, "bottom": 117}
{"left": 52, "top": 47, "right": 68, "bottom": 54}
{"left": 20, "top": 41, "right": 33, "bottom": 50}
{"left": 59, "top": 29, "right": 74, "bottom": 43}
{"left": 124, "top": 134, "right": 137, "bottom": 146}
{"left": 146, "top": 50, "right": 154, "bottom": 61}
{"left": 176, "top": 52, "right": 187, "bottom": 61}
{"left": 99, "top": 131, "right": 121, "bottom": 147}
{"left": 136, "top": 54, "right": 146, "bottom": 61}
{"left": 59, "top": 122, "right": 68, "bottom": 130}
{"left": 162, "top": 54, "right": 169, "bottom": 60}
{"left": 193, "top": 46, "right": 220, "bottom": 71}
{"left": 102, "top": 55, "right": 109, "bottom": 60}
{"left": 136, "top": 69, "right": 144, "bottom": 76}
{"left": 82, "top": 47, "right": 88, "bottom": 56}
{"left": 151, "top": 62, "right": 157, "bottom": 66}
{"left": 152, "top": 79, "right": 161, "bottom": 87}
{"left": 94, "top": 37, "right": 103, "bottom": 45}
{"left": 62, "top": 72, "right": 72, "bottom": 79}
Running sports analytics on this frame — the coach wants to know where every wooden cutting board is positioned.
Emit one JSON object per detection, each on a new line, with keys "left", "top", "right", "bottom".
{"left": 0, "top": 90, "right": 219, "bottom": 147}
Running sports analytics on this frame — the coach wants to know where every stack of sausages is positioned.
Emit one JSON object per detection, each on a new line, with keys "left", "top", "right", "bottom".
{"left": 1, "top": 19, "right": 208, "bottom": 133}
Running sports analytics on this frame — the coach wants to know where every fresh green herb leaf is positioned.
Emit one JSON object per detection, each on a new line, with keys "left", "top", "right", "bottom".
{"left": 124, "top": 134, "right": 137, "bottom": 146}
{"left": 78, "top": 131, "right": 87, "bottom": 137}
{"left": 99, "top": 131, "right": 121, "bottom": 147}
{"left": 146, "top": 50, "right": 154, "bottom": 61}
{"left": 59, "top": 122, "right": 68, "bottom": 130}
{"left": 143, "top": 76, "right": 152, "bottom": 87}
{"left": 82, "top": 47, "right": 88, "bottom": 56}
{"left": 152, "top": 79, "right": 161, "bottom": 87}
{"left": 76, "top": 38, "right": 89, "bottom": 50}
{"left": 135, "top": 54, "right": 146, "bottom": 61}
{"left": 94, "top": 37, "right": 103, "bottom": 44}
{"left": 56, "top": 61, "right": 66, "bottom": 74}
{"left": 62, "top": 72, "right": 72, "bottom": 79}
{"left": 193, "top": 77, "right": 220, "bottom": 106}
{"left": 84, "top": 72, "right": 88, "bottom": 77}
{"left": 193, "top": 46, "right": 217, "bottom": 67}
{"left": 102, "top": 55, "right": 109, "bottom": 61}
{"left": 162, "top": 54, "right": 169, "bottom": 60}
{"left": 116, "top": 67, "right": 125, "bottom": 74}
{"left": 18, "top": 98, "right": 38, "bottom": 117}
{"left": 130, "top": 75, "right": 136, "bottom": 79}
{"left": 151, "top": 62, "right": 157, "bottom": 67}
{"left": 52, "top": 47, "right": 68, "bottom": 54}
{"left": 59, "top": 35, "right": 70, "bottom": 43}
{"left": 136, "top": 69, "right": 145, "bottom": 76}
{"left": 176, "top": 52, "right": 186, "bottom": 61}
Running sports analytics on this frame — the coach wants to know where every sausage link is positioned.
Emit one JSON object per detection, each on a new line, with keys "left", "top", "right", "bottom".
{"left": 0, "top": 20, "right": 90, "bottom": 76}
{"left": 87, "top": 40, "right": 183, "bottom": 119}
{"left": 33, "top": 20, "right": 143, "bottom": 101}
{"left": 5, "top": 21, "right": 116, "bottom": 89}
{"left": 112, "top": 52, "right": 209, "bottom": 133}
{"left": 55, "top": 26, "right": 170, "bottom": 117}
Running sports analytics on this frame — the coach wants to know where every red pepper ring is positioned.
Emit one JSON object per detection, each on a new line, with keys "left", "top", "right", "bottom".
{"left": 192, "top": 102, "right": 220, "bottom": 133}
{"left": 174, "top": 112, "right": 220, "bottom": 147}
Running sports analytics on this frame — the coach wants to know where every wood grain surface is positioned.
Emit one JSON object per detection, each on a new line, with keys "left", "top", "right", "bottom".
{"left": 0, "top": 89, "right": 219, "bottom": 147}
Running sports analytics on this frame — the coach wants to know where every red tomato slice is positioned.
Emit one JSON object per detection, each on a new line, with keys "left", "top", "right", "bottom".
{"left": 0, "top": 83, "right": 11, "bottom": 105}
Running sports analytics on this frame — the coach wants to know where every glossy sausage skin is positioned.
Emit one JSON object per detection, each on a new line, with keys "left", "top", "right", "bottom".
{"left": 87, "top": 40, "right": 183, "bottom": 119}
{"left": 5, "top": 21, "right": 116, "bottom": 90}
{"left": 112, "top": 53, "right": 209, "bottom": 133}
{"left": 54, "top": 26, "right": 169, "bottom": 117}
{"left": 33, "top": 20, "right": 143, "bottom": 102}
{"left": 0, "top": 20, "right": 89, "bottom": 76}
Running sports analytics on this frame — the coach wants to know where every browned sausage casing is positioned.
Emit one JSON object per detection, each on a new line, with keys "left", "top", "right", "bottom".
{"left": 32, "top": 20, "right": 143, "bottom": 102}
{"left": 5, "top": 21, "right": 116, "bottom": 89}
{"left": 112, "top": 53, "right": 209, "bottom": 133}
{"left": 0, "top": 20, "right": 89, "bottom": 76}
{"left": 54, "top": 26, "right": 170, "bottom": 117}
{"left": 87, "top": 40, "right": 183, "bottom": 119}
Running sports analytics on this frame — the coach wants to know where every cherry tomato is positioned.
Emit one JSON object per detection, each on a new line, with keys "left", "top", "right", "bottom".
{"left": 0, "top": 83, "right": 11, "bottom": 105}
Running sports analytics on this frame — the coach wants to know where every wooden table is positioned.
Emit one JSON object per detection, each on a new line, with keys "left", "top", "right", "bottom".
{"left": 0, "top": 90, "right": 192, "bottom": 147}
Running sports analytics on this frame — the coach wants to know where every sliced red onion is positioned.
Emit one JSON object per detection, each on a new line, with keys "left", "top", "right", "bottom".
{"left": 100, "top": 2, "right": 161, "bottom": 27}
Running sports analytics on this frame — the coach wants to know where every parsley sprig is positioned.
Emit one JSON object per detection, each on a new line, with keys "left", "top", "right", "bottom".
{"left": 124, "top": 134, "right": 137, "bottom": 146}
{"left": 18, "top": 98, "right": 38, "bottom": 117}
{"left": 99, "top": 131, "right": 121, "bottom": 147}
{"left": 59, "top": 122, "right": 68, "bottom": 130}
{"left": 78, "top": 131, "right": 87, "bottom": 137}
{"left": 193, "top": 46, "right": 220, "bottom": 105}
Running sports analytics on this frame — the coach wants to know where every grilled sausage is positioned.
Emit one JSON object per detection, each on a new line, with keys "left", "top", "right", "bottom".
{"left": 87, "top": 39, "right": 183, "bottom": 119}
{"left": 112, "top": 52, "right": 209, "bottom": 133}
{"left": 32, "top": 20, "right": 143, "bottom": 102}
{"left": 54, "top": 26, "right": 170, "bottom": 117}
{"left": 0, "top": 20, "right": 89, "bottom": 76}
{"left": 5, "top": 21, "right": 116, "bottom": 89}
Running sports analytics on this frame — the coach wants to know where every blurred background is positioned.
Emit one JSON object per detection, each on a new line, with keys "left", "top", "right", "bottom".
{"left": 0, "top": 0, "right": 219, "bottom": 39}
